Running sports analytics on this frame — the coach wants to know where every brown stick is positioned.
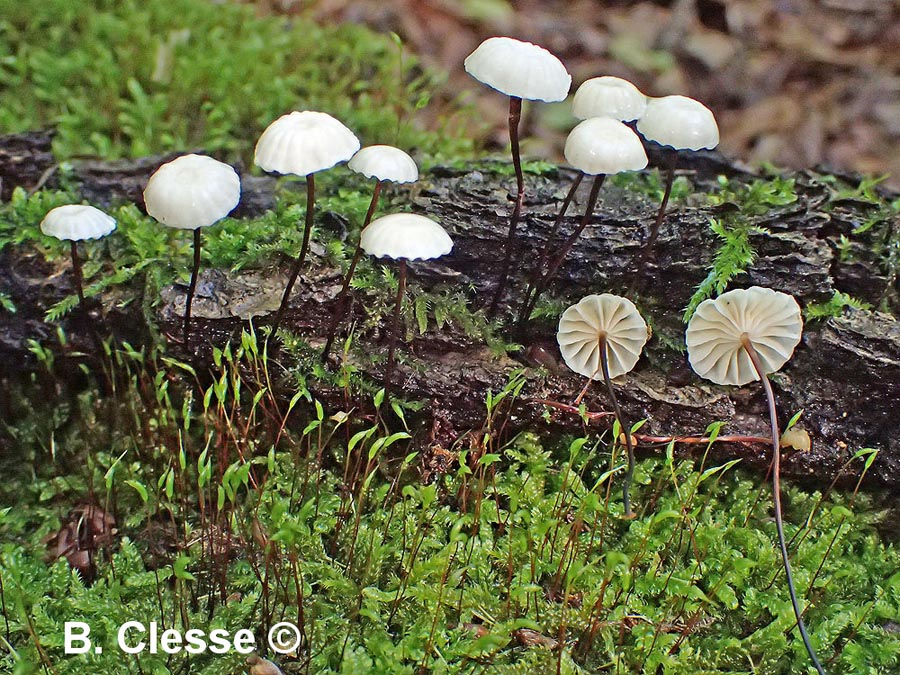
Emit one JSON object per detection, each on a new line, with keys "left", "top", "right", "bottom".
{"left": 69, "top": 240, "right": 85, "bottom": 306}
{"left": 383, "top": 258, "right": 407, "bottom": 399}
{"left": 488, "top": 96, "right": 524, "bottom": 316}
{"left": 645, "top": 150, "right": 678, "bottom": 250}
{"left": 518, "top": 174, "right": 605, "bottom": 325}
{"left": 322, "top": 180, "right": 384, "bottom": 361}
{"left": 598, "top": 334, "right": 636, "bottom": 518}
{"left": 272, "top": 173, "right": 316, "bottom": 336}
{"left": 183, "top": 228, "right": 202, "bottom": 344}
{"left": 518, "top": 172, "right": 584, "bottom": 329}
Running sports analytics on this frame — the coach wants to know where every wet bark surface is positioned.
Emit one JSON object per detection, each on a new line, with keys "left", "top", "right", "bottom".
{"left": 1, "top": 130, "right": 898, "bottom": 490}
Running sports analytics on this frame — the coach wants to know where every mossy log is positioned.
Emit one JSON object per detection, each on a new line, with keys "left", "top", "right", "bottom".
{"left": 1, "top": 130, "right": 898, "bottom": 490}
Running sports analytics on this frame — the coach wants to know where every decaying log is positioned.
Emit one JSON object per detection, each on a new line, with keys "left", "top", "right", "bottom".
{"left": 1, "top": 130, "right": 898, "bottom": 489}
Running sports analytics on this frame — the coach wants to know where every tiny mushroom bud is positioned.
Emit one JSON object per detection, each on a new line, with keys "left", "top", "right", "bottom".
{"left": 685, "top": 287, "right": 823, "bottom": 674}
{"left": 40, "top": 204, "right": 116, "bottom": 307}
{"left": 637, "top": 95, "right": 719, "bottom": 248}
{"left": 143, "top": 153, "right": 241, "bottom": 342}
{"left": 254, "top": 110, "right": 360, "bottom": 335}
{"left": 519, "top": 118, "right": 647, "bottom": 326}
{"left": 322, "top": 145, "right": 420, "bottom": 362}
{"left": 571, "top": 76, "right": 647, "bottom": 122}
{"left": 359, "top": 213, "right": 452, "bottom": 398}
{"left": 464, "top": 36, "right": 571, "bottom": 315}
{"left": 558, "top": 293, "right": 648, "bottom": 517}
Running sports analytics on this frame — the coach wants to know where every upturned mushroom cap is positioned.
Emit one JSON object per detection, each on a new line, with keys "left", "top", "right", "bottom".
{"left": 360, "top": 213, "right": 453, "bottom": 261}
{"left": 143, "top": 154, "right": 241, "bottom": 230}
{"left": 685, "top": 287, "right": 802, "bottom": 386}
{"left": 254, "top": 111, "right": 360, "bottom": 177}
{"left": 40, "top": 204, "right": 116, "bottom": 241}
{"left": 636, "top": 95, "right": 719, "bottom": 151}
{"left": 348, "top": 145, "right": 419, "bottom": 184}
{"left": 564, "top": 117, "right": 648, "bottom": 175}
{"left": 557, "top": 294, "right": 649, "bottom": 380}
{"left": 464, "top": 37, "right": 571, "bottom": 102}
{"left": 572, "top": 76, "right": 647, "bottom": 122}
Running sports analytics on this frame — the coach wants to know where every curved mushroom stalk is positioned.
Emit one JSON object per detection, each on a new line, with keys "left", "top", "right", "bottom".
{"left": 741, "top": 336, "right": 826, "bottom": 675}
{"left": 685, "top": 287, "right": 823, "bottom": 674}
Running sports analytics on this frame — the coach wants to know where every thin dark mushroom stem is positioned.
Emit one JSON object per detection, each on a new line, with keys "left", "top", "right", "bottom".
{"left": 383, "top": 258, "right": 407, "bottom": 399}
{"left": 488, "top": 96, "right": 525, "bottom": 316}
{"left": 69, "top": 240, "right": 85, "bottom": 306}
{"left": 598, "top": 334, "right": 636, "bottom": 519}
{"left": 272, "top": 173, "right": 316, "bottom": 336}
{"left": 518, "top": 172, "right": 584, "bottom": 330}
{"left": 322, "top": 180, "right": 384, "bottom": 361}
{"left": 645, "top": 149, "right": 678, "bottom": 250}
{"left": 741, "top": 335, "right": 826, "bottom": 675}
{"left": 183, "top": 228, "right": 202, "bottom": 344}
{"left": 517, "top": 174, "right": 605, "bottom": 326}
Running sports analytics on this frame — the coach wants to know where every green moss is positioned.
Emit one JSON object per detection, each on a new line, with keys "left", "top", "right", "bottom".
{"left": 0, "top": 0, "right": 474, "bottom": 162}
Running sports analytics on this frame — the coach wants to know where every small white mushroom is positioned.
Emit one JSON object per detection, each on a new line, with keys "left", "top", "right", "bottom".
{"left": 348, "top": 145, "right": 419, "bottom": 184}
{"left": 685, "top": 287, "right": 802, "bottom": 387}
{"left": 254, "top": 111, "right": 361, "bottom": 335}
{"left": 40, "top": 204, "right": 117, "bottom": 306}
{"left": 323, "top": 147, "right": 421, "bottom": 361}
{"left": 143, "top": 153, "right": 241, "bottom": 341}
{"left": 572, "top": 76, "right": 647, "bottom": 122}
{"left": 637, "top": 95, "right": 719, "bottom": 152}
{"left": 464, "top": 36, "right": 572, "bottom": 314}
{"left": 636, "top": 95, "right": 719, "bottom": 249}
{"left": 557, "top": 293, "right": 648, "bottom": 517}
{"left": 360, "top": 213, "right": 453, "bottom": 398}
{"left": 684, "top": 287, "right": 822, "bottom": 674}
{"left": 557, "top": 294, "right": 649, "bottom": 380}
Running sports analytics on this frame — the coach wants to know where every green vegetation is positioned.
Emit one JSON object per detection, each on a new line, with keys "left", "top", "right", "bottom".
{"left": 2, "top": 331, "right": 898, "bottom": 674}
{"left": 0, "top": 0, "right": 474, "bottom": 162}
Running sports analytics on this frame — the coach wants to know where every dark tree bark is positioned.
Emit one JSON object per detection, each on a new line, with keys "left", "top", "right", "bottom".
{"left": 1, "top": 131, "right": 898, "bottom": 490}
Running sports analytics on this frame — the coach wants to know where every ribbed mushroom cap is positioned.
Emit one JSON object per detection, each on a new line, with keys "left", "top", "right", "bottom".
{"left": 557, "top": 294, "right": 649, "bottom": 380}
{"left": 143, "top": 154, "right": 241, "bottom": 230}
{"left": 572, "top": 76, "right": 647, "bottom": 122}
{"left": 636, "top": 95, "right": 719, "bottom": 151}
{"left": 254, "top": 111, "right": 360, "bottom": 177}
{"left": 360, "top": 213, "right": 453, "bottom": 261}
{"left": 348, "top": 145, "right": 419, "bottom": 184}
{"left": 464, "top": 37, "right": 571, "bottom": 102}
{"left": 41, "top": 204, "right": 116, "bottom": 241}
{"left": 564, "top": 117, "right": 648, "bottom": 175}
{"left": 685, "top": 287, "right": 802, "bottom": 386}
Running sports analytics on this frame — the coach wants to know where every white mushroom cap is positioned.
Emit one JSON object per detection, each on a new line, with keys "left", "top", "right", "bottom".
{"left": 40, "top": 204, "right": 116, "bottom": 241}
{"left": 685, "top": 287, "right": 803, "bottom": 386}
{"left": 254, "top": 111, "right": 361, "bottom": 177}
{"left": 464, "top": 37, "right": 571, "bottom": 103}
{"left": 557, "top": 294, "right": 649, "bottom": 380}
{"left": 564, "top": 118, "right": 648, "bottom": 175}
{"left": 572, "top": 76, "right": 647, "bottom": 122}
{"left": 143, "top": 154, "right": 241, "bottom": 230}
{"left": 360, "top": 213, "right": 453, "bottom": 261}
{"left": 348, "top": 145, "right": 419, "bottom": 184}
{"left": 636, "top": 95, "right": 719, "bottom": 151}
